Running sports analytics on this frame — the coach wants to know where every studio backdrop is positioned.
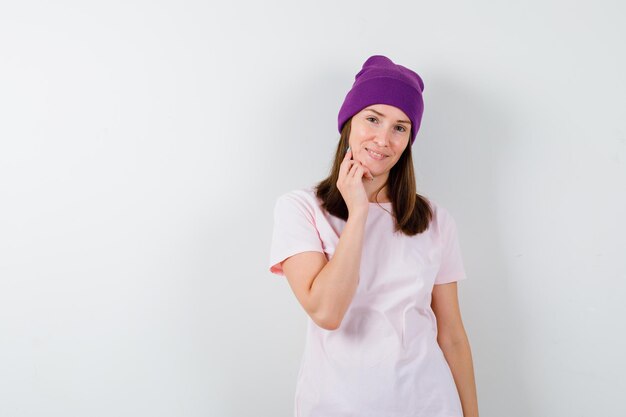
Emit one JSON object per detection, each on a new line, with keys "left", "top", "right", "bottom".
{"left": 1, "top": 1, "right": 624, "bottom": 416}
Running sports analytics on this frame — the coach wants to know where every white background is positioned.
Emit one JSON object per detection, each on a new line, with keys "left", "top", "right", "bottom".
{"left": 1, "top": 1, "right": 625, "bottom": 416}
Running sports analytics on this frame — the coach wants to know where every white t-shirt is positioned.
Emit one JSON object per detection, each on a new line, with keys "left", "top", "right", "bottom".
{"left": 268, "top": 185, "right": 468, "bottom": 417}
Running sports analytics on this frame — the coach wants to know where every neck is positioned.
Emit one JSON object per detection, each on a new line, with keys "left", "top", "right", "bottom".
{"left": 364, "top": 173, "right": 390, "bottom": 203}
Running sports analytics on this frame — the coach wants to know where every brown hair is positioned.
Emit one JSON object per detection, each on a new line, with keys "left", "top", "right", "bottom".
{"left": 313, "top": 117, "right": 433, "bottom": 236}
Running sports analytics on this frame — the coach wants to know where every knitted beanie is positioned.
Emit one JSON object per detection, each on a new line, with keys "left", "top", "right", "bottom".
{"left": 337, "top": 55, "right": 425, "bottom": 145}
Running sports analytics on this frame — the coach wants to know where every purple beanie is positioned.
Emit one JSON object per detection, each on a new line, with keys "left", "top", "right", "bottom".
{"left": 337, "top": 55, "right": 425, "bottom": 145}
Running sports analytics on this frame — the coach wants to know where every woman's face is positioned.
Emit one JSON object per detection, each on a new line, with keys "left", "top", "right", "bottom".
{"left": 348, "top": 104, "right": 411, "bottom": 176}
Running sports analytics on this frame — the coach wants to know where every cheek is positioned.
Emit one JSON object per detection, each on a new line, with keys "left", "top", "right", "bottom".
{"left": 354, "top": 120, "right": 374, "bottom": 135}
{"left": 390, "top": 153, "right": 403, "bottom": 166}
{"left": 356, "top": 148, "right": 369, "bottom": 163}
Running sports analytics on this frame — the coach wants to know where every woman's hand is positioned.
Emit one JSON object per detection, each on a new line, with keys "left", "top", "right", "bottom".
{"left": 336, "top": 147, "right": 374, "bottom": 217}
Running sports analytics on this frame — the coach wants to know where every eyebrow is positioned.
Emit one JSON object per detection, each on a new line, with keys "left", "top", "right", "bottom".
{"left": 364, "top": 108, "right": 411, "bottom": 125}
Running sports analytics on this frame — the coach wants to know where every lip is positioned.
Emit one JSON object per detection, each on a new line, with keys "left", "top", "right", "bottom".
{"left": 365, "top": 148, "right": 389, "bottom": 157}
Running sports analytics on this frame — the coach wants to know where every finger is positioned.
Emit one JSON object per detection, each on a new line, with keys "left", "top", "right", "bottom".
{"left": 339, "top": 161, "right": 355, "bottom": 185}
{"left": 338, "top": 155, "right": 351, "bottom": 178}
{"left": 339, "top": 159, "right": 355, "bottom": 180}
{"left": 348, "top": 163, "right": 363, "bottom": 178}
{"left": 361, "top": 166, "right": 374, "bottom": 181}
{"left": 341, "top": 149, "right": 353, "bottom": 168}
{"left": 355, "top": 160, "right": 369, "bottom": 178}
{"left": 359, "top": 163, "right": 374, "bottom": 181}
{"left": 347, "top": 161, "right": 359, "bottom": 178}
{"left": 341, "top": 150, "right": 352, "bottom": 169}
{"left": 359, "top": 163, "right": 372, "bottom": 180}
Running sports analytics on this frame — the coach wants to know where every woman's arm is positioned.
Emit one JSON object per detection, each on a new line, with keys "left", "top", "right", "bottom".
{"left": 282, "top": 211, "right": 368, "bottom": 330}
{"left": 431, "top": 281, "right": 479, "bottom": 417}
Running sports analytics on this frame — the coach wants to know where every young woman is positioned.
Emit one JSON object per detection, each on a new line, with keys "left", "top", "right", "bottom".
{"left": 269, "top": 55, "right": 479, "bottom": 417}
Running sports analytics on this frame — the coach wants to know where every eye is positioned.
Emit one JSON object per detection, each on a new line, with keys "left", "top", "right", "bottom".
{"left": 366, "top": 116, "right": 378, "bottom": 123}
{"left": 396, "top": 125, "right": 407, "bottom": 132}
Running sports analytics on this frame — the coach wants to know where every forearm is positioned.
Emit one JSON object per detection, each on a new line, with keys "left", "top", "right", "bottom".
{"left": 439, "top": 335, "right": 479, "bottom": 417}
{"left": 309, "top": 212, "right": 367, "bottom": 329}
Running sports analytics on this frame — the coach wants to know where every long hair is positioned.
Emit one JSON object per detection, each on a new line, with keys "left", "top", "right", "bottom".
{"left": 313, "top": 117, "right": 433, "bottom": 236}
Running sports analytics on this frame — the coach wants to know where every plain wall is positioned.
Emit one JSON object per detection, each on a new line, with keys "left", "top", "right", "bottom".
{"left": 1, "top": 1, "right": 625, "bottom": 416}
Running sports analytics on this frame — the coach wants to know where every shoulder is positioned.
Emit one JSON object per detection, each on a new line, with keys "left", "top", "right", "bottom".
{"left": 275, "top": 184, "right": 319, "bottom": 206}
{"left": 431, "top": 197, "right": 451, "bottom": 216}
{"left": 273, "top": 185, "right": 322, "bottom": 218}
{"left": 421, "top": 195, "right": 456, "bottom": 234}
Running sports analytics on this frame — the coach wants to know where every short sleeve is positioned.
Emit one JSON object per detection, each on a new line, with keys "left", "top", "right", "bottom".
{"left": 268, "top": 193, "right": 325, "bottom": 276}
{"left": 434, "top": 210, "right": 468, "bottom": 285}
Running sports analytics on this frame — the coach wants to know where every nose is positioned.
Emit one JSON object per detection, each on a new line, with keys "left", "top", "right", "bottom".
{"left": 374, "top": 126, "right": 393, "bottom": 147}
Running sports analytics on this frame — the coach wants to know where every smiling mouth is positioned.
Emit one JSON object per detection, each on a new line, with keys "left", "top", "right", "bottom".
{"left": 366, "top": 148, "right": 388, "bottom": 160}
